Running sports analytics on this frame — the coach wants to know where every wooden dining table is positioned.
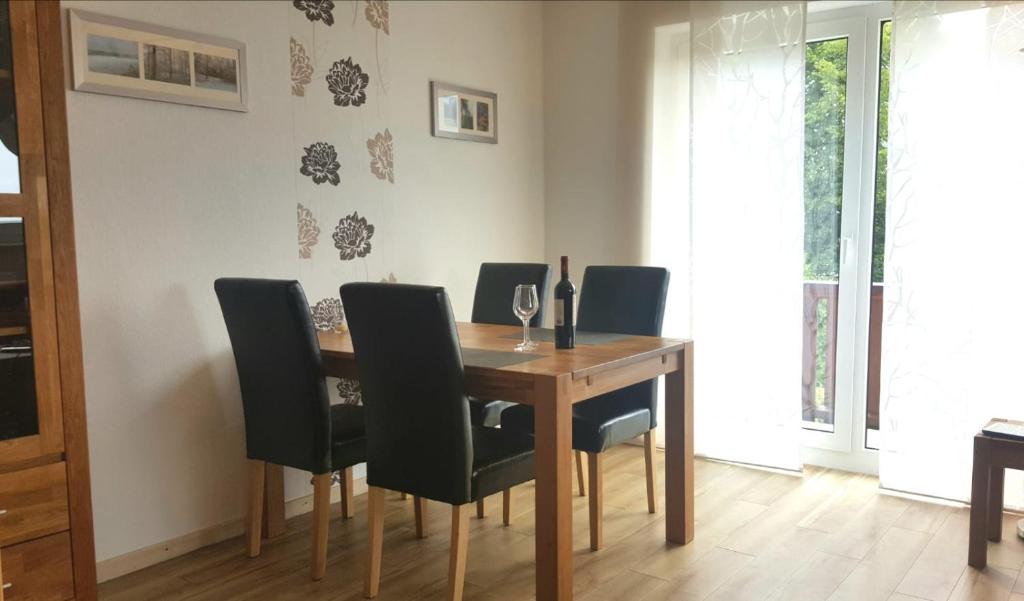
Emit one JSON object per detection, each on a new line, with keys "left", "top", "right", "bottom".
{"left": 267, "top": 322, "right": 693, "bottom": 601}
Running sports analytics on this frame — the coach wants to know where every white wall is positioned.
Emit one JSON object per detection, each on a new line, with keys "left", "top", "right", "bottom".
{"left": 542, "top": 1, "right": 623, "bottom": 287}
{"left": 543, "top": 0, "right": 690, "bottom": 280}
{"left": 64, "top": 0, "right": 543, "bottom": 564}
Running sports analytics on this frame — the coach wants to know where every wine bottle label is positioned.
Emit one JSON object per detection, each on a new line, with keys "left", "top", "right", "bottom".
{"left": 554, "top": 301, "right": 564, "bottom": 326}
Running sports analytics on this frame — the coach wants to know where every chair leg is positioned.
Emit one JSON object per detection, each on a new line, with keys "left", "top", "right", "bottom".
{"left": 575, "top": 450, "right": 586, "bottom": 497}
{"left": 246, "top": 459, "right": 265, "bottom": 558}
{"left": 414, "top": 496, "right": 428, "bottom": 538}
{"left": 588, "top": 452, "right": 603, "bottom": 551}
{"left": 262, "top": 463, "right": 286, "bottom": 538}
{"left": 365, "top": 486, "right": 385, "bottom": 598}
{"left": 644, "top": 431, "right": 658, "bottom": 514}
{"left": 311, "top": 473, "right": 332, "bottom": 581}
{"left": 502, "top": 489, "right": 511, "bottom": 526}
{"left": 477, "top": 498, "right": 485, "bottom": 519}
{"left": 448, "top": 504, "right": 471, "bottom": 601}
{"left": 341, "top": 467, "right": 355, "bottom": 519}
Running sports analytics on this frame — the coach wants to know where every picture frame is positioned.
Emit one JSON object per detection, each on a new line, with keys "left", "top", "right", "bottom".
{"left": 430, "top": 81, "right": 497, "bottom": 144}
{"left": 68, "top": 9, "right": 248, "bottom": 112}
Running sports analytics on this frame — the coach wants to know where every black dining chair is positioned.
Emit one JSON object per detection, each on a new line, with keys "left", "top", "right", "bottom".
{"left": 215, "top": 278, "right": 366, "bottom": 581}
{"left": 341, "top": 283, "right": 535, "bottom": 601}
{"left": 468, "top": 262, "right": 551, "bottom": 427}
{"left": 501, "top": 266, "right": 669, "bottom": 551}
{"left": 469, "top": 262, "right": 550, "bottom": 518}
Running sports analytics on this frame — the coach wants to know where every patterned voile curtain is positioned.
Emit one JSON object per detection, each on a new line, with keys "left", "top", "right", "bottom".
{"left": 879, "top": 0, "right": 1024, "bottom": 502}
{"left": 689, "top": 1, "right": 807, "bottom": 470}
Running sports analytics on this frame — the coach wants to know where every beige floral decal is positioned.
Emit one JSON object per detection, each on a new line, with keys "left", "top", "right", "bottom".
{"left": 290, "top": 38, "right": 313, "bottom": 97}
{"left": 297, "top": 203, "right": 319, "bottom": 259}
{"left": 333, "top": 212, "right": 374, "bottom": 260}
{"left": 311, "top": 297, "right": 344, "bottom": 332}
{"left": 365, "top": 0, "right": 389, "bottom": 34}
{"left": 367, "top": 129, "right": 394, "bottom": 183}
{"left": 337, "top": 378, "right": 362, "bottom": 405}
{"left": 380, "top": 272, "right": 397, "bottom": 284}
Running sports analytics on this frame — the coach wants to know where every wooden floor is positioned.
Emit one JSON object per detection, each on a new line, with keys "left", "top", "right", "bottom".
{"left": 101, "top": 446, "right": 1024, "bottom": 601}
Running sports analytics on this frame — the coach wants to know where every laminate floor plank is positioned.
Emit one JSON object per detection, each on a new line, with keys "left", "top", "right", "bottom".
{"left": 99, "top": 448, "right": 1016, "bottom": 601}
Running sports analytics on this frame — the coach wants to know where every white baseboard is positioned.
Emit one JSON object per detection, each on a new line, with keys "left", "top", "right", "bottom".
{"left": 96, "top": 476, "right": 368, "bottom": 583}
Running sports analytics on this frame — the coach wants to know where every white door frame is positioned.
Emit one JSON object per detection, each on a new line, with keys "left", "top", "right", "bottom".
{"left": 801, "top": 2, "right": 891, "bottom": 474}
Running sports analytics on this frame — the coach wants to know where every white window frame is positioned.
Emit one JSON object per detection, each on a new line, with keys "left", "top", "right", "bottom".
{"left": 801, "top": 1, "right": 891, "bottom": 474}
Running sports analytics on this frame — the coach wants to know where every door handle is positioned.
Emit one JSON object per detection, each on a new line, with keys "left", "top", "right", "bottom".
{"left": 839, "top": 238, "right": 855, "bottom": 266}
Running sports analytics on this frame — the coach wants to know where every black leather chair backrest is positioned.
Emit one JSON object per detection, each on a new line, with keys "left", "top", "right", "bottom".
{"left": 471, "top": 263, "right": 551, "bottom": 327}
{"left": 577, "top": 266, "right": 669, "bottom": 336}
{"left": 577, "top": 266, "right": 670, "bottom": 427}
{"left": 214, "top": 278, "right": 333, "bottom": 474}
{"left": 341, "top": 283, "right": 473, "bottom": 505}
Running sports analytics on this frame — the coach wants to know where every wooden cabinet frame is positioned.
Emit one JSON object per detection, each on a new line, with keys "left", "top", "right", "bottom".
{"left": 39, "top": 1, "right": 98, "bottom": 598}
{"left": 0, "top": 2, "right": 97, "bottom": 599}
{"left": 0, "top": 0, "right": 64, "bottom": 467}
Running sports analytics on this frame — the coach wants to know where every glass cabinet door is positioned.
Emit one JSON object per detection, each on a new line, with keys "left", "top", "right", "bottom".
{"left": 0, "top": 0, "right": 64, "bottom": 463}
{"left": 0, "top": 218, "right": 37, "bottom": 441}
{"left": 0, "top": 1, "right": 18, "bottom": 194}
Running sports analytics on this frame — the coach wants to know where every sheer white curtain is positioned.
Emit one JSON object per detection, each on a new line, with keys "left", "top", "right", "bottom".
{"left": 689, "top": 1, "right": 807, "bottom": 470}
{"left": 650, "top": 24, "right": 690, "bottom": 443}
{"left": 880, "top": 0, "right": 1024, "bottom": 502}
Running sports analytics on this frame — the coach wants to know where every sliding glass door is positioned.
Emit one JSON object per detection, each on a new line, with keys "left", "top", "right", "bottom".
{"left": 801, "top": 5, "right": 890, "bottom": 471}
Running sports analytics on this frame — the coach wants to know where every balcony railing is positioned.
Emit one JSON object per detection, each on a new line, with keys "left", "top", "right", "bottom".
{"left": 801, "top": 281, "right": 883, "bottom": 433}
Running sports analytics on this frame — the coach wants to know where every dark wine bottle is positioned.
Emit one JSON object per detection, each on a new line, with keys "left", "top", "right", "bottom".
{"left": 554, "top": 256, "right": 576, "bottom": 349}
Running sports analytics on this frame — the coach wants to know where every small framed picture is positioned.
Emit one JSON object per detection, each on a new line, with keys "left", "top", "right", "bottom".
{"left": 430, "top": 81, "right": 497, "bottom": 144}
{"left": 68, "top": 9, "right": 248, "bottom": 112}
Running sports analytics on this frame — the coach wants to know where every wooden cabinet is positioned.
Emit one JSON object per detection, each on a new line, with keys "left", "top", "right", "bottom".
{"left": 0, "top": 532, "right": 74, "bottom": 601}
{"left": 0, "top": 463, "right": 69, "bottom": 548}
{"left": 0, "top": 1, "right": 95, "bottom": 600}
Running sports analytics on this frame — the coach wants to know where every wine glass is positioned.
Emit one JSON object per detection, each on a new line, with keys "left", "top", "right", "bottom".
{"left": 513, "top": 284, "right": 539, "bottom": 352}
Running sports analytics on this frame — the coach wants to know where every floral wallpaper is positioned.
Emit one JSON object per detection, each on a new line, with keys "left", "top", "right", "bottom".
{"left": 290, "top": 38, "right": 313, "bottom": 96}
{"left": 290, "top": 0, "right": 393, "bottom": 404}
{"left": 297, "top": 203, "right": 320, "bottom": 258}
{"left": 367, "top": 129, "right": 394, "bottom": 183}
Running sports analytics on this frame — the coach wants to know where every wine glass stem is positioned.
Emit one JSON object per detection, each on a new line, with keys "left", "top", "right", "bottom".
{"left": 522, "top": 318, "right": 530, "bottom": 346}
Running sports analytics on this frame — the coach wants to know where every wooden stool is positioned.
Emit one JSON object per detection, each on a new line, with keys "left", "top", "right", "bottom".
{"left": 968, "top": 419, "right": 1024, "bottom": 568}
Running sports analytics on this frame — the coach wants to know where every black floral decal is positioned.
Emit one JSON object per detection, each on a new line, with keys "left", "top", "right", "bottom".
{"left": 365, "top": 0, "right": 389, "bottom": 34}
{"left": 299, "top": 142, "right": 340, "bottom": 186}
{"left": 367, "top": 129, "right": 394, "bottom": 183}
{"left": 337, "top": 378, "right": 362, "bottom": 405}
{"left": 293, "top": 0, "right": 335, "bottom": 26}
{"left": 311, "top": 298, "right": 344, "bottom": 332}
{"left": 333, "top": 212, "right": 374, "bottom": 260}
{"left": 326, "top": 57, "right": 369, "bottom": 107}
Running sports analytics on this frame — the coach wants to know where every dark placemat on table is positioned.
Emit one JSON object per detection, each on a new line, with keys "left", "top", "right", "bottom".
{"left": 500, "top": 328, "right": 630, "bottom": 345}
{"left": 461, "top": 347, "right": 546, "bottom": 369}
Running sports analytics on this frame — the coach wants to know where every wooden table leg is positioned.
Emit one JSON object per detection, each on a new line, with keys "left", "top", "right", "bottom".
{"left": 262, "top": 463, "right": 286, "bottom": 538}
{"left": 969, "top": 435, "right": 990, "bottom": 569}
{"left": 988, "top": 465, "right": 1004, "bottom": 542}
{"left": 534, "top": 374, "right": 573, "bottom": 600}
{"left": 665, "top": 344, "right": 694, "bottom": 545}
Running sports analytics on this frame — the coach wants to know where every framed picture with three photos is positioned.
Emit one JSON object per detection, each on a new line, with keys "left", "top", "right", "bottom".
{"left": 430, "top": 81, "right": 497, "bottom": 144}
{"left": 68, "top": 9, "right": 247, "bottom": 112}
